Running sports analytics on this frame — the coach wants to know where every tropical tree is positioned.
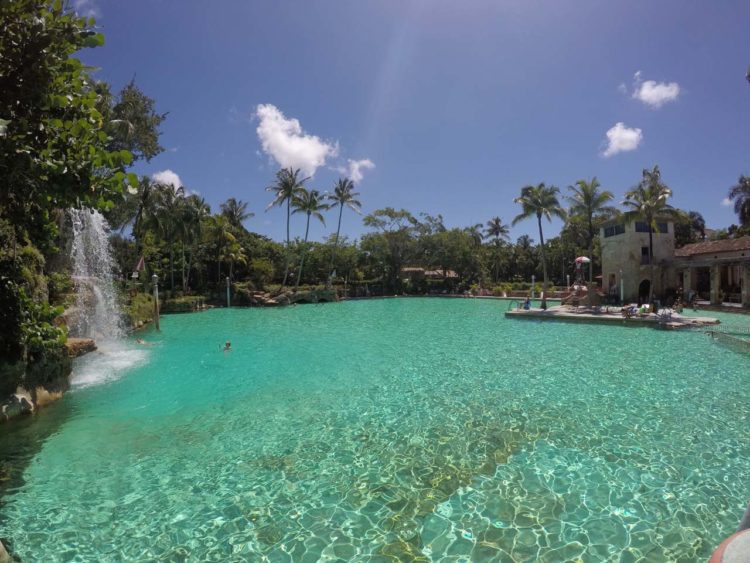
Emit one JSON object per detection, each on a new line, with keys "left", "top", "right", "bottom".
{"left": 566, "top": 177, "right": 617, "bottom": 304}
{"left": 728, "top": 175, "right": 750, "bottom": 227}
{"left": 485, "top": 217, "right": 510, "bottom": 243}
{"left": 622, "top": 166, "right": 679, "bottom": 303}
{"left": 484, "top": 217, "right": 510, "bottom": 283}
{"left": 207, "top": 215, "right": 236, "bottom": 283}
{"left": 147, "top": 183, "right": 186, "bottom": 290}
{"left": 292, "top": 189, "right": 328, "bottom": 290}
{"left": 102, "top": 79, "right": 166, "bottom": 163}
{"left": 512, "top": 183, "right": 567, "bottom": 309}
{"left": 182, "top": 195, "right": 210, "bottom": 291}
{"left": 689, "top": 211, "right": 706, "bottom": 241}
{"left": 220, "top": 197, "right": 254, "bottom": 231}
{"left": 512, "top": 235, "right": 539, "bottom": 282}
{"left": 266, "top": 168, "right": 308, "bottom": 286}
{"left": 326, "top": 178, "right": 361, "bottom": 285}
{"left": 362, "top": 208, "right": 418, "bottom": 292}
{"left": 464, "top": 223, "right": 484, "bottom": 246}
{"left": 674, "top": 210, "right": 707, "bottom": 247}
{"left": 222, "top": 241, "right": 248, "bottom": 282}
{"left": 131, "top": 176, "right": 158, "bottom": 256}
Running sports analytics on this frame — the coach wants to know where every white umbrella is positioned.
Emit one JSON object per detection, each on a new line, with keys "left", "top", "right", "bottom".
{"left": 575, "top": 256, "right": 591, "bottom": 264}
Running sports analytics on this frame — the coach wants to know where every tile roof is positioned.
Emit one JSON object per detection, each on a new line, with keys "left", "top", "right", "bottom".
{"left": 674, "top": 236, "right": 750, "bottom": 257}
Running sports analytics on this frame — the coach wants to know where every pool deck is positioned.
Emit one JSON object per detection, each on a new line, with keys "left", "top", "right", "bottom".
{"left": 506, "top": 305, "right": 720, "bottom": 329}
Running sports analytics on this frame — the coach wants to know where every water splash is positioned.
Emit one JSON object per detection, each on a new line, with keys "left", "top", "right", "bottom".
{"left": 70, "top": 344, "right": 149, "bottom": 389}
{"left": 69, "top": 208, "right": 125, "bottom": 339}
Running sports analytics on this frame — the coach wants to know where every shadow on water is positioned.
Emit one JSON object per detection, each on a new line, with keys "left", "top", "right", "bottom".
{"left": 0, "top": 399, "right": 75, "bottom": 556}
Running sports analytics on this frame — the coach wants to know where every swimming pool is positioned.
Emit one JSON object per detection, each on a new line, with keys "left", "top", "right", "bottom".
{"left": 1, "top": 298, "right": 749, "bottom": 560}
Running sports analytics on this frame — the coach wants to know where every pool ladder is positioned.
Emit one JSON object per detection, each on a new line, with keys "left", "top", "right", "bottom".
{"left": 507, "top": 300, "right": 520, "bottom": 311}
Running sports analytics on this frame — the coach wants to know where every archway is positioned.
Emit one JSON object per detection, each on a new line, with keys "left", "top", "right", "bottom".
{"left": 638, "top": 279, "right": 650, "bottom": 304}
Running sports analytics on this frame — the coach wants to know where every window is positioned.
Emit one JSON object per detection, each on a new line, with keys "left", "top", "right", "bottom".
{"left": 603, "top": 223, "right": 625, "bottom": 238}
{"left": 635, "top": 221, "right": 668, "bottom": 233}
{"left": 641, "top": 246, "right": 650, "bottom": 265}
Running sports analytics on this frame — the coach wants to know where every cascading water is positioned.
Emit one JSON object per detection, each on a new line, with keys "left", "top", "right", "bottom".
{"left": 69, "top": 208, "right": 125, "bottom": 340}
{"left": 68, "top": 208, "right": 148, "bottom": 388}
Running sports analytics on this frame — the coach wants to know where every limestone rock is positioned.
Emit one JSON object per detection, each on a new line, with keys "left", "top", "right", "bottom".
{"left": 1, "top": 391, "right": 34, "bottom": 422}
{"left": 65, "top": 337, "right": 97, "bottom": 358}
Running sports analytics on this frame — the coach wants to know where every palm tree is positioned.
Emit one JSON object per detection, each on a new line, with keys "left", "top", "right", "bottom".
{"left": 485, "top": 217, "right": 510, "bottom": 243}
{"left": 485, "top": 217, "right": 510, "bottom": 283}
{"left": 132, "top": 176, "right": 158, "bottom": 256}
{"left": 208, "top": 215, "right": 236, "bottom": 283}
{"left": 266, "top": 168, "right": 308, "bottom": 286}
{"left": 464, "top": 223, "right": 485, "bottom": 246}
{"left": 220, "top": 197, "right": 254, "bottom": 231}
{"left": 221, "top": 241, "right": 247, "bottom": 281}
{"left": 292, "top": 188, "right": 328, "bottom": 290}
{"left": 512, "top": 183, "right": 567, "bottom": 309}
{"left": 622, "top": 165, "right": 679, "bottom": 304}
{"left": 148, "top": 183, "right": 185, "bottom": 290}
{"left": 182, "top": 195, "right": 210, "bottom": 291}
{"left": 326, "top": 178, "right": 361, "bottom": 286}
{"left": 566, "top": 177, "right": 617, "bottom": 305}
{"left": 688, "top": 211, "right": 706, "bottom": 241}
{"left": 728, "top": 175, "right": 750, "bottom": 227}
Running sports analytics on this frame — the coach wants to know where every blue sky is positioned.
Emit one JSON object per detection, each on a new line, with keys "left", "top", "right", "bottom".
{"left": 77, "top": 0, "right": 750, "bottom": 243}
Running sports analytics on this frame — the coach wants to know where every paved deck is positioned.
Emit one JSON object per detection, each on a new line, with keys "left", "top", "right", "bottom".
{"left": 505, "top": 305, "right": 720, "bottom": 329}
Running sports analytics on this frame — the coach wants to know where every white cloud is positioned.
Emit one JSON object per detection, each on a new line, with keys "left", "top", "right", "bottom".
{"left": 602, "top": 122, "right": 643, "bottom": 158}
{"left": 152, "top": 169, "right": 182, "bottom": 188}
{"left": 255, "top": 104, "right": 338, "bottom": 177}
{"left": 721, "top": 197, "right": 733, "bottom": 207}
{"left": 341, "top": 158, "right": 375, "bottom": 183}
{"left": 630, "top": 71, "right": 680, "bottom": 108}
{"left": 72, "top": 0, "right": 100, "bottom": 18}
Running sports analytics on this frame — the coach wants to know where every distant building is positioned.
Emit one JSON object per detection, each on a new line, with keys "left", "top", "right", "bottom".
{"left": 674, "top": 238, "right": 750, "bottom": 306}
{"left": 400, "top": 267, "right": 459, "bottom": 282}
{"left": 600, "top": 217, "right": 676, "bottom": 303}
{"left": 600, "top": 217, "right": 750, "bottom": 307}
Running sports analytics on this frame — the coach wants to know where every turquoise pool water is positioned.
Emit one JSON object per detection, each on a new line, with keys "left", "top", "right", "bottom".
{"left": 1, "top": 298, "right": 750, "bottom": 561}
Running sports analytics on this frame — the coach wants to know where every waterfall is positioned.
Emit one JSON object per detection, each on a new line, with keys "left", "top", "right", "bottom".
{"left": 69, "top": 208, "right": 125, "bottom": 340}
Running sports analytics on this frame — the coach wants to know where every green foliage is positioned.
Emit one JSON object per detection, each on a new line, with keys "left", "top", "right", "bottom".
{"left": 0, "top": 0, "right": 137, "bottom": 248}
{"left": 104, "top": 79, "right": 166, "bottom": 163}
{"left": 48, "top": 271, "right": 73, "bottom": 304}
{"left": 249, "top": 258, "right": 275, "bottom": 286}
{"left": 125, "top": 293, "right": 154, "bottom": 326}
{"left": 728, "top": 176, "right": 750, "bottom": 227}
{"left": 20, "top": 289, "right": 66, "bottom": 354}
{"left": 492, "top": 283, "right": 513, "bottom": 296}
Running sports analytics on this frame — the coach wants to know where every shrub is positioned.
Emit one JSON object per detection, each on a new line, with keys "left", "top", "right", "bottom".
{"left": 250, "top": 258, "right": 274, "bottom": 287}
{"left": 48, "top": 272, "right": 73, "bottom": 304}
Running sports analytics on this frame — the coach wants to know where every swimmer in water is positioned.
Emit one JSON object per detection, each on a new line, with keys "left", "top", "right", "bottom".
{"left": 223, "top": 341, "right": 231, "bottom": 352}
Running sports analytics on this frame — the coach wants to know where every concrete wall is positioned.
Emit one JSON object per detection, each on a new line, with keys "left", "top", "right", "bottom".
{"left": 600, "top": 220, "right": 675, "bottom": 302}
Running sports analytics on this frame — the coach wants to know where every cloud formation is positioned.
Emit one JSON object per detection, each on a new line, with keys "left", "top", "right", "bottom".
{"left": 631, "top": 71, "right": 680, "bottom": 109}
{"left": 255, "top": 104, "right": 338, "bottom": 177}
{"left": 152, "top": 169, "right": 182, "bottom": 188}
{"left": 72, "top": 0, "right": 100, "bottom": 18}
{"left": 342, "top": 158, "right": 375, "bottom": 183}
{"left": 721, "top": 197, "right": 733, "bottom": 207}
{"left": 602, "top": 122, "right": 643, "bottom": 158}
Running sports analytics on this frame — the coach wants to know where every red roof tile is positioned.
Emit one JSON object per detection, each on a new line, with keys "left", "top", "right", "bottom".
{"left": 675, "top": 236, "right": 750, "bottom": 257}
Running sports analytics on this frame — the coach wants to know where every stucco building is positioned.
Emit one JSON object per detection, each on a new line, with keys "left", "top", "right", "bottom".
{"left": 674, "top": 238, "right": 750, "bottom": 306}
{"left": 600, "top": 217, "right": 750, "bottom": 307}
{"left": 599, "top": 217, "right": 676, "bottom": 303}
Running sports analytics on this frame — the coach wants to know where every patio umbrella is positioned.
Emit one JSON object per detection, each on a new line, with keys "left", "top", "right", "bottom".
{"left": 575, "top": 256, "right": 591, "bottom": 263}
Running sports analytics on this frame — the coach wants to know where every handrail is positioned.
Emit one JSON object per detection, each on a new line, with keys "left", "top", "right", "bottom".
{"left": 507, "top": 300, "right": 520, "bottom": 311}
